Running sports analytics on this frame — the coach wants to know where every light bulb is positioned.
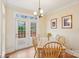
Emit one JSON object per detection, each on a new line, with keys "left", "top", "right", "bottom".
{"left": 33, "top": 11, "right": 37, "bottom": 15}
{"left": 41, "top": 14, "right": 43, "bottom": 16}
{"left": 40, "top": 9, "right": 43, "bottom": 14}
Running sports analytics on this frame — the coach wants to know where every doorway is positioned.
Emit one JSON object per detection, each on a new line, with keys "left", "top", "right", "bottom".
{"left": 15, "top": 14, "right": 38, "bottom": 50}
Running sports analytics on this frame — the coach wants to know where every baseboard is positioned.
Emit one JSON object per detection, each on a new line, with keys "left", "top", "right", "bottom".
{"left": 5, "top": 46, "right": 33, "bottom": 58}
{"left": 66, "top": 49, "right": 79, "bottom": 58}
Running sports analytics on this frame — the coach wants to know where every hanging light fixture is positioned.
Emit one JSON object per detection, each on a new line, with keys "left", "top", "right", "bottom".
{"left": 33, "top": 0, "right": 43, "bottom": 18}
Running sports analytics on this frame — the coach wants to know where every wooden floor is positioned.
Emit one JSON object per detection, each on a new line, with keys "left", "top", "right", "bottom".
{"left": 6, "top": 47, "right": 77, "bottom": 58}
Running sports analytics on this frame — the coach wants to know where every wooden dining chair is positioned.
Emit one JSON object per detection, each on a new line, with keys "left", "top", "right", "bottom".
{"left": 56, "top": 35, "right": 65, "bottom": 46}
{"left": 32, "top": 37, "right": 38, "bottom": 58}
{"left": 41, "top": 42, "right": 62, "bottom": 58}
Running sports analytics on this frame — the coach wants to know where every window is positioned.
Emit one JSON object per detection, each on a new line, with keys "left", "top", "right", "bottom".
{"left": 16, "top": 13, "right": 38, "bottom": 38}
{"left": 30, "top": 22, "right": 36, "bottom": 37}
{"left": 18, "top": 21, "right": 26, "bottom": 38}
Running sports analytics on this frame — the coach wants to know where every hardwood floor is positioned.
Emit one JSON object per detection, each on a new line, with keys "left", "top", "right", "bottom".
{"left": 6, "top": 47, "right": 35, "bottom": 58}
{"left": 6, "top": 47, "right": 77, "bottom": 58}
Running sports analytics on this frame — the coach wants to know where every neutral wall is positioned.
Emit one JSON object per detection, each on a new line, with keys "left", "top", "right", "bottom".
{"left": 39, "top": 16, "right": 47, "bottom": 37}
{"left": 47, "top": 2, "right": 79, "bottom": 50}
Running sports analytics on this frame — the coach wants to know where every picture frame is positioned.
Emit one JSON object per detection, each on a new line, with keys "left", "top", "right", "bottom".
{"left": 62, "top": 15, "right": 72, "bottom": 29}
{"left": 51, "top": 18, "right": 57, "bottom": 29}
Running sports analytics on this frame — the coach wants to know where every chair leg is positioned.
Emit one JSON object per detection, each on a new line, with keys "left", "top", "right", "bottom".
{"left": 34, "top": 51, "right": 37, "bottom": 58}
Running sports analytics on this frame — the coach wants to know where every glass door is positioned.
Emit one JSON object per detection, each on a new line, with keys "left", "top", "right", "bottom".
{"left": 30, "top": 22, "right": 37, "bottom": 37}
{"left": 15, "top": 19, "right": 28, "bottom": 50}
{"left": 15, "top": 13, "right": 38, "bottom": 50}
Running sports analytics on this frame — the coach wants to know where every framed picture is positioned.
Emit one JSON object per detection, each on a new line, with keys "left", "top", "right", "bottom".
{"left": 51, "top": 18, "right": 57, "bottom": 29}
{"left": 62, "top": 15, "right": 72, "bottom": 29}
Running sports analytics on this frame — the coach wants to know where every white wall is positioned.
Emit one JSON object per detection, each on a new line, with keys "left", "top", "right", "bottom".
{"left": 47, "top": 2, "right": 79, "bottom": 50}
{"left": 0, "top": 0, "right": 2, "bottom": 56}
{"left": 0, "top": 0, "right": 6, "bottom": 57}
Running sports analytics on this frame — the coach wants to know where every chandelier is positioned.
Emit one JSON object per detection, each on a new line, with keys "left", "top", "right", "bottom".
{"left": 33, "top": 0, "right": 43, "bottom": 18}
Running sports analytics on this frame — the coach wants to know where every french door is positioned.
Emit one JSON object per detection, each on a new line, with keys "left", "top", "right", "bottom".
{"left": 15, "top": 18, "right": 37, "bottom": 50}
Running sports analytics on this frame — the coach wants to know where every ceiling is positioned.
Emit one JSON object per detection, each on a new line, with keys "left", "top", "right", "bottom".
{"left": 7, "top": 0, "right": 79, "bottom": 15}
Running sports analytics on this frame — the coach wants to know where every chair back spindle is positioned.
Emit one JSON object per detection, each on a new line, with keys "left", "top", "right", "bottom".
{"left": 42, "top": 42, "right": 62, "bottom": 58}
